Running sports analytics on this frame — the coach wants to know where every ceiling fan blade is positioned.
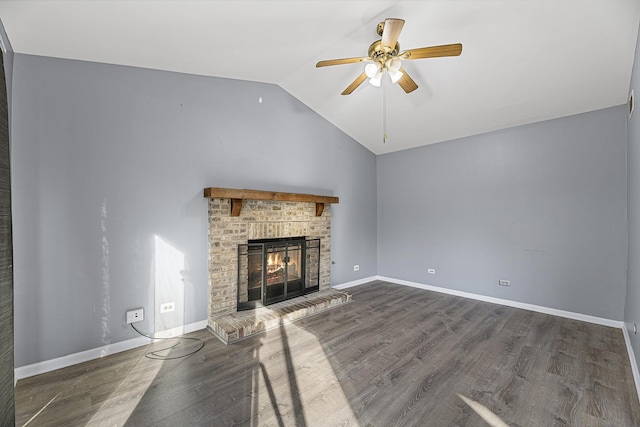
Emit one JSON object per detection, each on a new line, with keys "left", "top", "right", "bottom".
{"left": 382, "top": 18, "right": 405, "bottom": 49}
{"left": 316, "top": 57, "right": 370, "bottom": 67}
{"left": 341, "top": 72, "right": 368, "bottom": 95}
{"left": 399, "top": 43, "right": 463, "bottom": 60}
{"left": 397, "top": 67, "right": 418, "bottom": 93}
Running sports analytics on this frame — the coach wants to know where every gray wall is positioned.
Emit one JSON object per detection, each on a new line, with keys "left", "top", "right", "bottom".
{"left": 378, "top": 106, "right": 628, "bottom": 320}
{"left": 625, "top": 20, "right": 640, "bottom": 370}
{"left": 11, "top": 54, "right": 377, "bottom": 367}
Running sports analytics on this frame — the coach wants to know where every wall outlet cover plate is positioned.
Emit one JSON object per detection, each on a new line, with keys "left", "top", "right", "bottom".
{"left": 126, "top": 308, "right": 144, "bottom": 323}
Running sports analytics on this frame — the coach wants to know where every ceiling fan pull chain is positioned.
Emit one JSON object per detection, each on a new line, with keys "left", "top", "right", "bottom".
{"left": 383, "top": 71, "right": 388, "bottom": 143}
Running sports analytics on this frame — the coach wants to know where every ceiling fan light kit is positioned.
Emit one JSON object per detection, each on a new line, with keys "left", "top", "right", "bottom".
{"left": 316, "top": 18, "right": 462, "bottom": 95}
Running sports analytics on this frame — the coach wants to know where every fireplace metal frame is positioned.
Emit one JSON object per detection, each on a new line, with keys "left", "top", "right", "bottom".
{"left": 237, "top": 237, "right": 320, "bottom": 311}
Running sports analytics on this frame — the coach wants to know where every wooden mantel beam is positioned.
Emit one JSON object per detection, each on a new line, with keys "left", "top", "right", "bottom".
{"left": 203, "top": 187, "right": 339, "bottom": 217}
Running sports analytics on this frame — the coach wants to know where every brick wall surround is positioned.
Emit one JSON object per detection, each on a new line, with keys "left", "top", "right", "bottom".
{"left": 208, "top": 198, "right": 332, "bottom": 321}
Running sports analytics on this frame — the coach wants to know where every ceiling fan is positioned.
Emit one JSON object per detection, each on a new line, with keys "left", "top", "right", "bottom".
{"left": 316, "top": 18, "right": 462, "bottom": 95}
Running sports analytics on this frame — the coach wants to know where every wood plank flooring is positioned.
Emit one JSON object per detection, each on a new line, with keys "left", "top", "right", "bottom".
{"left": 15, "top": 281, "right": 640, "bottom": 426}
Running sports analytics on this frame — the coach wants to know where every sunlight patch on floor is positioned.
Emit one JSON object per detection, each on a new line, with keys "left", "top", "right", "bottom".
{"left": 458, "top": 393, "right": 510, "bottom": 427}
{"left": 86, "top": 352, "right": 164, "bottom": 425}
{"left": 22, "top": 392, "right": 61, "bottom": 427}
{"left": 253, "top": 323, "right": 359, "bottom": 426}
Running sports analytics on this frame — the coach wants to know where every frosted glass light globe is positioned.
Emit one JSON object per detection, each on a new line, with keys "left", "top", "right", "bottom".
{"left": 386, "top": 57, "right": 402, "bottom": 72}
{"left": 365, "top": 63, "right": 381, "bottom": 78}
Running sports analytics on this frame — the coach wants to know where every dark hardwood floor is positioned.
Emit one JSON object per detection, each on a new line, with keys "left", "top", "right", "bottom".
{"left": 15, "top": 281, "right": 640, "bottom": 426}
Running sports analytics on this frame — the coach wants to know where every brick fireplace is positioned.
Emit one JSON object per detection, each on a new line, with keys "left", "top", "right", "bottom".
{"left": 204, "top": 188, "right": 344, "bottom": 340}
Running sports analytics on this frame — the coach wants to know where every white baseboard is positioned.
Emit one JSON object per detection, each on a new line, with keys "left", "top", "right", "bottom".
{"left": 14, "top": 320, "right": 208, "bottom": 382}
{"left": 332, "top": 275, "right": 378, "bottom": 290}
{"left": 152, "top": 320, "right": 208, "bottom": 339}
{"left": 623, "top": 324, "right": 640, "bottom": 403}
{"left": 377, "top": 276, "right": 624, "bottom": 329}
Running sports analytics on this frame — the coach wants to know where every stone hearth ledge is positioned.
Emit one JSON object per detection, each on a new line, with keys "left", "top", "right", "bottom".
{"left": 208, "top": 289, "right": 352, "bottom": 344}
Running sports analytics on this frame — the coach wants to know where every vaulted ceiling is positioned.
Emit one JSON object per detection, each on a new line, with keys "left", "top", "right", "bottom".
{"left": 0, "top": 1, "right": 639, "bottom": 154}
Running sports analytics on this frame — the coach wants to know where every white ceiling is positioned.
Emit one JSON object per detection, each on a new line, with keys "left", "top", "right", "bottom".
{"left": 0, "top": 1, "right": 639, "bottom": 154}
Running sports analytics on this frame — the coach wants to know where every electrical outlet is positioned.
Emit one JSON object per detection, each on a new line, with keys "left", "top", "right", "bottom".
{"left": 126, "top": 308, "right": 144, "bottom": 323}
{"left": 354, "top": 265, "right": 360, "bottom": 271}
{"left": 498, "top": 280, "right": 511, "bottom": 287}
{"left": 160, "top": 302, "right": 176, "bottom": 313}
{"left": 427, "top": 268, "right": 436, "bottom": 274}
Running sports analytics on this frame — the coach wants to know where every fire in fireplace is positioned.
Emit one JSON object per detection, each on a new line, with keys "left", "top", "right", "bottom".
{"left": 237, "top": 237, "right": 320, "bottom": 310}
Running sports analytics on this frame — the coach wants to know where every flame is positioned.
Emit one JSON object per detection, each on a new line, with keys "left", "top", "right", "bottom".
{"left": 267, "top": 253, "right": 285, "bottom": 274}
{"left": 267, "top": 253, "right": 281, "bottom": 267}
{"left": 266, "top": 252, "right": 299, "bottom": 279}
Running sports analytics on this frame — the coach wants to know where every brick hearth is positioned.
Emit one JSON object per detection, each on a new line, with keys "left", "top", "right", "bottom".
{"left": 208, "top": 288, "right": 352, "bottom": 344}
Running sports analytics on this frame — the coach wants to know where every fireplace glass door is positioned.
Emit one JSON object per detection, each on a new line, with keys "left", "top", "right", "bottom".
{"left": 238, "top": 237, "right": 319, "bottom": 310}
{"left": 263, "top": 240, "right": 303, "bottom": 304}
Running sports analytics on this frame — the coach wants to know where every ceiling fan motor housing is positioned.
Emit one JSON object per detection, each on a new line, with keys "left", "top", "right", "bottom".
{"left": 368, "top": 40, "right": 401, "bottom": 65}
